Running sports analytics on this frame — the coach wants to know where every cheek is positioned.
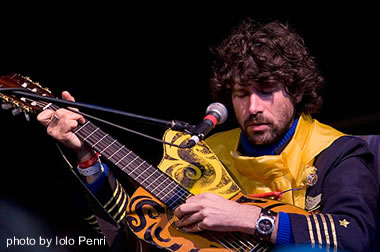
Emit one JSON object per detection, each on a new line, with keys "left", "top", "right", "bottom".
{"left": 232, "top": 99, "right": 247, "bottom": 120}
{"left": 276, "top": 99, "right": 295, "bottom": 124}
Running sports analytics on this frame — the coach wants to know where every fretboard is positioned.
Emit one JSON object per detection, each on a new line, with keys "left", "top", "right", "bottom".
{"left": 74, "top": 120, "right": 192, "bottom": 210}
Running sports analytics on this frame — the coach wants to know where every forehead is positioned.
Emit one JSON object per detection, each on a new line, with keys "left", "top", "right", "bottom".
{"left": 232, "top": 82, "right": 281, "bottom": 91}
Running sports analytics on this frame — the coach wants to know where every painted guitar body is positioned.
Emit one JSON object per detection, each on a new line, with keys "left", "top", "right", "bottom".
{"left": 126, "top": 130, "right": 308, "bottom": 251}
{"left": 127, "top": 188, "right": 308, "bottom": 252}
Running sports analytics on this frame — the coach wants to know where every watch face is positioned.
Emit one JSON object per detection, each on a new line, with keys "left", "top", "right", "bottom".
{"left": 257, "top": 216, "right": 274, "bottom": 235}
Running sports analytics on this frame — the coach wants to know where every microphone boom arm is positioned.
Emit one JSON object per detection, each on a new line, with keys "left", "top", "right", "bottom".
{"left": 1, "top": 89, "right": 192, "bottom": 131}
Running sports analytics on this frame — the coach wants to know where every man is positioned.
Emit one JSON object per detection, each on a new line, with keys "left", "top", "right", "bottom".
{"left": 37, "top": 20, "right": 377, "bottom": 251}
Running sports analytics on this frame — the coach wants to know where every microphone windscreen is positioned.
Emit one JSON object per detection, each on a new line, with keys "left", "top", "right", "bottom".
{"left": 206, "top": 102, "right": 228, "bottom": 124}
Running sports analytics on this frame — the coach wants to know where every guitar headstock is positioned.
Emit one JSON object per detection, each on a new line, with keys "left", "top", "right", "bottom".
{"left": 0, "top": 73, "right": 54, "bottom": 118}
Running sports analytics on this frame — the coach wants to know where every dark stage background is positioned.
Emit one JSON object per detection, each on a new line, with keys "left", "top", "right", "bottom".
{"left": 0, "top": 2, "right": 379, "bottom": 251}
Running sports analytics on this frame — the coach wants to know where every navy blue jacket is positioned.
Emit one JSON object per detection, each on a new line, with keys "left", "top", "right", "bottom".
{"left": 77, "top": 136, "right": 377, "bottom": 251}
{"left": 288, "top": 136, "right": 377, "bottom": 251}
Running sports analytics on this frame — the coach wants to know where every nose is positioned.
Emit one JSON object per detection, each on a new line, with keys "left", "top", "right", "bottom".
{"left": 248, "top": 93, "right": 264, "bottom": 114}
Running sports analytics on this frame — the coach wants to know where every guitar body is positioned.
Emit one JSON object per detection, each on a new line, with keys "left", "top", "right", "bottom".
{"left": 126, "top": 130, "right": 309, "bottom": 251}
{"left": 127, "top": 188, "right": 308, "bottom": 251}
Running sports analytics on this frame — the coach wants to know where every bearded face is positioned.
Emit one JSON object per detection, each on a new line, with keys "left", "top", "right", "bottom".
{"left": 232, "top": 84, "right": 296, "bottom": 146}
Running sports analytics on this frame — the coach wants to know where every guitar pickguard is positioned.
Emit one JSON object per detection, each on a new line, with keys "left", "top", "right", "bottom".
{"left": 157, "top": 130, "right": 240, "bottom": 199}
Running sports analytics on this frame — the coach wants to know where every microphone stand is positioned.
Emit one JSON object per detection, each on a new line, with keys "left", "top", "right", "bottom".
{"left": 0, "top": 88, "right": 193, "bottom": 132}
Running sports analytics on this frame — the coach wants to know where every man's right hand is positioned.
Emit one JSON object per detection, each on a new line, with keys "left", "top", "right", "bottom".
{"left": 37, "top": 91, "right": 94, "bottom": 162}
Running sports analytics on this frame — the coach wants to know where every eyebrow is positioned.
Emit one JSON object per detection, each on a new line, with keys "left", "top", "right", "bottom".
{"left": 232, "top": 85, "right": 248, "bottom": 92}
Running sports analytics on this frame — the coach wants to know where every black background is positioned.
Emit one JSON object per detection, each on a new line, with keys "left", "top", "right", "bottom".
{"left": 0, "top": 2, "right": 379, "bottom": 251}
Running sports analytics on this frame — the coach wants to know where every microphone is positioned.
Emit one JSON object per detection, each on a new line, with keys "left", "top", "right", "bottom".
{"left": 187, "top": 102, "right": 228, "bottom": 148}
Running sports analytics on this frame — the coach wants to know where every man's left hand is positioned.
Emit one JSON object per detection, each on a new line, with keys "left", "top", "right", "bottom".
{"left": 174, "top": 192, "right": 260, "bottom": 234}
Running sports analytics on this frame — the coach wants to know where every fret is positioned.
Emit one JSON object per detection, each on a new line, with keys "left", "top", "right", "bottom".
{"left": 146, "top": 173, "right": 166, "bottom": 192}
{"left": 157, "top": 183, "right": 185, "bottom": 206}
{"left": 245, "top": 239, "right": 259, "bottom": 250}
{"left": 93, "top": 134, "right": 116, "bottom": 155}
{"left": 71, "top": 120, "right": 193, "bottom": 210}
{"left": 156, "top": 179, "right": 176, "bottom": 198}
{"left": 163, "top": 185, "right": 188, "bottom": 205}
{"left": 91, "top": 133, "right": 109, "bottom": 148}
{"left": 120, "top": 155, "right": 139, "bottom": 168}
{"left": 134, "top": 165, "right": 161, "bottom": 188}
{"left": 127, "top": 160, "right": 147, "bottom": 175}
{"left": 114, "top": 150, "right": 132, "bottom": 165}
{"left": 42, "top": 102, "right": 53, "bottom": 110}
{"left": 81, "top": 130, "right": 106, "bottom": 151}
{"left": 153, "top": 181, "right": 183, "bottom": 207}
{"left": 83, "top": 127, "right": 99, "bottom": 141}
{"left": 99, "top": 139, "right": 117, "bottom": 154}
{"left": 75, "top": 121, "right": 90, "bottom": 134}
{"left": 139, "top": 168, "right": 158, "bottom": 185}
{"left": 108, "top": 145, "right": 125, "bottom": 160}
{"left": 166, "top": 188, "right": 189, "bottom": 209}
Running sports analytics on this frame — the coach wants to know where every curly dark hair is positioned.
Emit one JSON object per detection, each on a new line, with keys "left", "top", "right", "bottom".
{"left": 210, "top": 19, "right": 324, "bottom": 115}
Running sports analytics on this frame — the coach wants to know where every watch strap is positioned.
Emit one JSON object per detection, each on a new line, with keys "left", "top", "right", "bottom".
{"left": 255, "top": 208, "right": 277, "bottom": 241}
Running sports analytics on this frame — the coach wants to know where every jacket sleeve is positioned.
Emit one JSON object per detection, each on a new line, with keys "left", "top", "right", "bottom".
{"left": 75, "top": 163, "right": 142, "bottom": 251}
{"left": 287, "top": 136, "right": 378, "bottom": 251}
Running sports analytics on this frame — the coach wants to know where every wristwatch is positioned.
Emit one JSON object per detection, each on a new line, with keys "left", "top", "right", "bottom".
{"left": 255, "top": 208, "right": 277, "bottom": 240}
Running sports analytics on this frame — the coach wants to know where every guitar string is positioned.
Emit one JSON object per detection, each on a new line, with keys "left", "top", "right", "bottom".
{"left": 69, "top": 117, "right": 248, "bottom": 251}
{"left": 73, "top": 118, "right": 195, "bottom": 202}
{"left": 34, "top": 101, "right": 259, "bottom": 251}
{"left": 73, "top": 118, "right": 260, "bottom": 251}
{"left": 36, "top": 101, "right": 259, "bottom": 251}
{"left": 36, "top": 102, "right": 225, "bottom": 217}
{"left": 39, "top": 102, "right": 201, "bottom": 210}
{"left": 35, "top": 100, "right": 263, "bottom": 251}
{"left": 223, "top": 233, "right": 252, "bottom": 251}
{"left": 38, "top": 101, "right": 201, "bottom": 210}
{"left": 74, "top": 121, "right": 252, "bottom": 250}
{"left": 38, "top": 103, "right": 264, "bottom": 251}
{"left": 80, "top": 125, "right": 191, "bottom": 203}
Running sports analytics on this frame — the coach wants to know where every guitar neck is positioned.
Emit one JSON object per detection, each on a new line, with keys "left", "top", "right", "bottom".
{"left": 0, "top": 73, "right": 191, "bottom": 211}
{"left": 74, "top": 120, "right": 192, "bottom": 210}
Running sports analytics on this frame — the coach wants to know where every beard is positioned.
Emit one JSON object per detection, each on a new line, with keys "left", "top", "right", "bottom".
{"left": 241, "top": 107, "right": 295, "bottom": 146}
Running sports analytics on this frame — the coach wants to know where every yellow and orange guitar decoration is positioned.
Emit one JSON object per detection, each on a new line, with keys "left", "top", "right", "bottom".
{"left": 0, "top": 73, "right": 308, "bottom": 251}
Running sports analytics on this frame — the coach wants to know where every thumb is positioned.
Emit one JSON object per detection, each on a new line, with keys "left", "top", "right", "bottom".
{"left": 62, "top": 91, "right": 75, "bottom": 102}
{"left": 62, "top": 91, "right": 79, "bottom": 112}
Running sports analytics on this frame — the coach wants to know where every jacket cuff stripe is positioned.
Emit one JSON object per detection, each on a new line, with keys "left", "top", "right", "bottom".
{"left": 116, "top": 208, "right": 127, "bottom": 223}
{"left": 104, "top": 181, "right": 121, "bottom": 208}
{"left": 305, "top": 215, "right": 315, "bottom": 247}
{"left": 107, "top": 186, "right": 124, "bottom": 213}
{"left": 318, "top": 213, "right": 331, "bottom": 249}
{"left": 112, "top": 192, "right": 127, "bottom": 218}
{"left": 312, "top": 214, "right": 323, "bottom": 248}
{"left": 83, "top": 214, "right": 96, "bottom": 221}
{"left": 326, "top": 214, "right": 338, "bottom": 251}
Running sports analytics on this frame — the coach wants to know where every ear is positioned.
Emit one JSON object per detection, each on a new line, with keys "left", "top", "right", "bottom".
{"left": 295, "top": 93, "right": 303, "bottom": 104}
{"left": 284, "top": 86, "right": 303, "bottom": 104}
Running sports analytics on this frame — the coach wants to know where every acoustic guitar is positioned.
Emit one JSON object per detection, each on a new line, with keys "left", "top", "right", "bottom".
{"left": 0, "top": 73, "right": 308, "bottom": 251}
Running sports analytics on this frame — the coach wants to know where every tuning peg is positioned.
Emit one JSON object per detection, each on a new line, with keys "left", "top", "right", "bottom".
{"left": 24, "top": 112, "right": 30, "bottom": 122}
{"left": 1, "top": 103, "right": 12, "bottom": 110}
{"left": 43, "top": 87, "right": 51, "bottom": 94}
{"left": 12, "top": 108, "right": 22, "bottom": 116}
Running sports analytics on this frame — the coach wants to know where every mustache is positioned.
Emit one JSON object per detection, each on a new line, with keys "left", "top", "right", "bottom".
{"left": 244, "top": 114, "right": 272, "bottom": 126}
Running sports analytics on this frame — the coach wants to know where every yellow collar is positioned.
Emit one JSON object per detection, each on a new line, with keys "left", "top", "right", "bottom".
{"left": 205, "top": 114, "right": 344, "bottom": 208}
